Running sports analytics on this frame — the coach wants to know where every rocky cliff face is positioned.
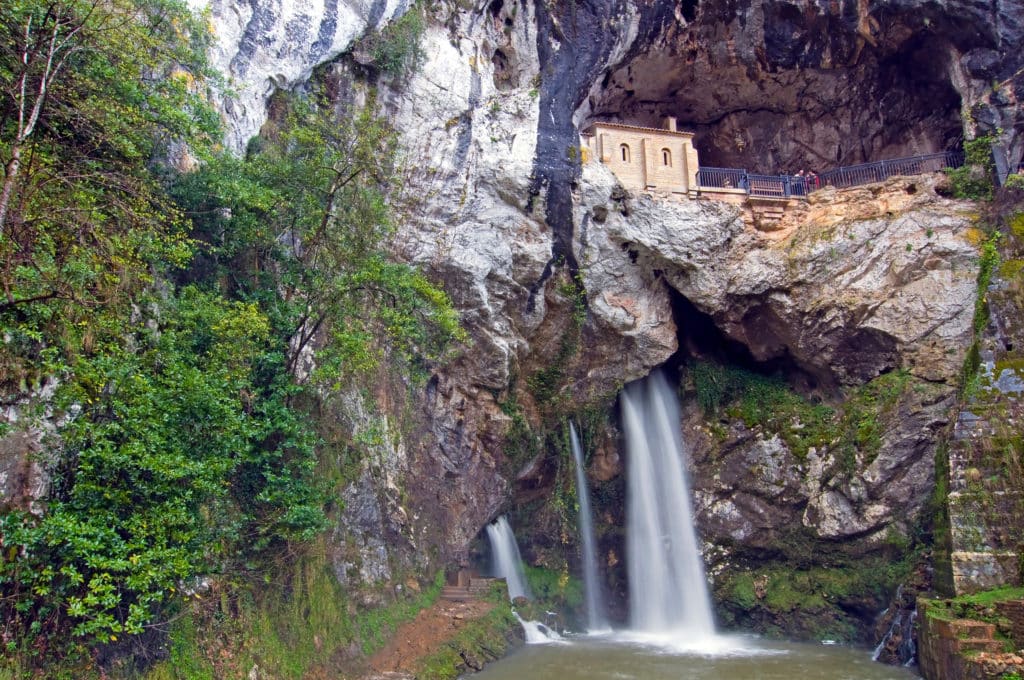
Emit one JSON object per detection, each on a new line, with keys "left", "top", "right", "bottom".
{"left": 188, "top": 0, "right": 411, "bottom": 151}
{"left": 38, "top": 0, "right": 1015, "bottom": 637}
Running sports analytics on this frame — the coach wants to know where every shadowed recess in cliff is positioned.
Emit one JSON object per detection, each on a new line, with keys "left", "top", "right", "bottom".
{"left": 587, "top": 0, "right": 972, "bottom": 176}
{"left": 666, "top": 291, "right": 829, "bottom": 396}
{"left": 525, "top": 0, "right": 676, "bottom": 311}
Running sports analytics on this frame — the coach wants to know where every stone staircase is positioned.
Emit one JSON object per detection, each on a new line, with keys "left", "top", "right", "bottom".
{"left": 441, "top": 575, "right": 503, "bottom": 602}
{"left": 945, "top": 401, "right": 1024, "bottom": 594}
{"left": 919, "top": 608, "right": 1010, "bottom": 679}
{"left": 944, "top": 620, "right": 1006, "bottom": 655}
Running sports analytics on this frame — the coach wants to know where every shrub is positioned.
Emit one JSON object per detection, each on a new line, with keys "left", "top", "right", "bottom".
{"left": 946, "top": 136, "right": 995, "bottom": 200}
{"left": 367, "top": 7, "right": 426, "bottom": 77}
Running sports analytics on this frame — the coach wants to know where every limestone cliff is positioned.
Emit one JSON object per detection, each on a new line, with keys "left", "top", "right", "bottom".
{"left": 4, "top": 0, "right": 1013, "bottom": 644}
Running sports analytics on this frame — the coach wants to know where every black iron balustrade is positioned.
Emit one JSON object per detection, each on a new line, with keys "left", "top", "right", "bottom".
{"left": 696, "top": 150, "right": 964, "bottom": 198}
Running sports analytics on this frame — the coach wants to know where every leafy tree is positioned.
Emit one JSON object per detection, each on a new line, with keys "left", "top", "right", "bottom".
{"left": 0, "top": 1, "right": 463, "bottom": 669}
{"left": 174, "top": 95, "right": 463, "bottom": 386}
{"left": 0, "top": 0, "right": 217, "bottom": 387}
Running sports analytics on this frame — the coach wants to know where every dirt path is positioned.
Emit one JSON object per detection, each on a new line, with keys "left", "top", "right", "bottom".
{"left": 362, "top": 599, "right": 495, "bottom": 679}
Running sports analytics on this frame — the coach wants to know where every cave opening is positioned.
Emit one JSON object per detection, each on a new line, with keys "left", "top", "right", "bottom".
{"left": 586, "top": 16, "right": 964, "bottom": 178}
{"left": 662, "top": 289, "right": 826, "bottom": 400}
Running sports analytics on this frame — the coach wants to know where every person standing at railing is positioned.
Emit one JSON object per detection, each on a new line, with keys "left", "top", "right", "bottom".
{"left": 793, "top": 170, "right": 806, "bottom": 196}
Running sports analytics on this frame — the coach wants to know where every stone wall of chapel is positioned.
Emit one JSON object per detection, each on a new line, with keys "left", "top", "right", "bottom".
{"left": 587, "top": 125, "right": 698, "bottom": 194}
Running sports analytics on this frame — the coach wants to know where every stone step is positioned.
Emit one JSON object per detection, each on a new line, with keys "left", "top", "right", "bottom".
{"left": 436, "top": 585, "right": 475, "bottom": 602}
{"left": 952, "top": 619, "right": 997, "bottom": 639}
{"left": 440, "top": 587, "right": 475, "bottom": 602}
{"left": 954, "top": 637, "right": 1006, "bottom": 654}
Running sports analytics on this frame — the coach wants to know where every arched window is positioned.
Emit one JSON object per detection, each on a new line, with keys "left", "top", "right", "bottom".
{"left": 662, "top": 148, "right": 672, "bottom": 166}
{"left": 620, "top": 144, "right": 630, "bottom": 163}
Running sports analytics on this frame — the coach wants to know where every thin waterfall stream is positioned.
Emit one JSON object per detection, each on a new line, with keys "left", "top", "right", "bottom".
{"left": 487, "top": 515, "right": 564, "bottom": 644}
{"left": 569, "top": 422, "right": 609, "bottom": 633}
{"left": 486, "top": 516, "right": 532, "bottom": 601}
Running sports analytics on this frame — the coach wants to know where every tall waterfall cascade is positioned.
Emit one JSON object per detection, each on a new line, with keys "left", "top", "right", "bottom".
{"left": 486, "top": 516, "right": 532, "bottom": 601}
{"left": 569, "top": 422, "right": 609, "bottom": 633}
{"left": 621, "top": 371, "right": 716, "bottom": 639}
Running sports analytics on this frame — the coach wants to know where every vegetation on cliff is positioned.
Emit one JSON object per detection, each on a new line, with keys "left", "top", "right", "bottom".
{"left": 0, "top": 0, "right": 459, "bottom": 674}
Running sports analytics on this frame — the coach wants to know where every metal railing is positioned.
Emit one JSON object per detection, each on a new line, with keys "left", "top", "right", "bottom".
{"left": 696, "top": 167, "right": 747, "bottom": 190}
{"left": 816, "top": 151, "right": 963, "bottom": 189}
{"left": 696, "top": 150, "right": 963, "bottom": 198}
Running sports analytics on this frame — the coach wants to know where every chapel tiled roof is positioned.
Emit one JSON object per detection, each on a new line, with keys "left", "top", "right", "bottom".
{"left": 582, "top": 121, "right": 695, "bottom": 137}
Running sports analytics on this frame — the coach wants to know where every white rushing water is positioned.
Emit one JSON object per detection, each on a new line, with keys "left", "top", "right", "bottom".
{"left": 621, "top": 371, "right": 716, "bottom": 642}
{"left": 514, "top": 612, "right": 566, "bottom": 645}
{"left": 487, "top": 516, "right": 532, "bottom": 601}
{"left": 569, "top": 422, "right": 609, "bottom": 633}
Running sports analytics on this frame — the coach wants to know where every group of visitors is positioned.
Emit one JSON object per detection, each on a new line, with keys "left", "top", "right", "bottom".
{"left": 791, "top": 169, "right": 820, "bottom": 195}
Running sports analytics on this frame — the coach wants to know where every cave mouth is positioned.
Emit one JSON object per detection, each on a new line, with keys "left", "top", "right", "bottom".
{"left": 587, "top": 15, "right": 964, "bottom": 176}
{"left": 662, "top": 290, "right": 826, "bottom": 400}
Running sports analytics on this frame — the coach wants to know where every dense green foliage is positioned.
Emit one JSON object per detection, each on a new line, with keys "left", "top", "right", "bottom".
{"left": 358, "top": 6, "right": 426, "bottom": 77}
{"left": 173, "top": 94, "right": 462, "bottom": 385}
{"left": 1, "top": 290, "right": 325, "bottom": 651}
{"left": 0, "top": 0, "right": 461, "bottom": 671}
{"left": 946, "top": 135, "right": 996, "bottom": 200}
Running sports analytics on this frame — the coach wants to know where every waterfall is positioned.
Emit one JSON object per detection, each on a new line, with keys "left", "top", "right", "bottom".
{"left": 621, "top": 371, "right": 716, "bottom": 637}
{"left": 486, "top": 516, "right": 532, "bottom": 601}
{"left": 872, "top": 585, "right": 918, "bottom": 666}
{"left": 569, "top": 422, "right": 609, "bottom": 632}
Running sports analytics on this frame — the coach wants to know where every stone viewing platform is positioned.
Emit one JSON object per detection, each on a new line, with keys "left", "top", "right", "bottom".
{"left": 581, "top": 117, "right": 964, "bottom": 224}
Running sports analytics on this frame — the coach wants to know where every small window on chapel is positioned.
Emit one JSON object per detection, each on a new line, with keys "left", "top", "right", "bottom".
{"left": 662, "top": 148, "right": 672, "bottom": 166}
{"left": 620, "top": 144, "right": 630, "bottom": 163}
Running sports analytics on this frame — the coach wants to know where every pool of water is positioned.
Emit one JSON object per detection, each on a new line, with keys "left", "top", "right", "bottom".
{"left": 472, "top": 632, "right": 918, "bottom": 680}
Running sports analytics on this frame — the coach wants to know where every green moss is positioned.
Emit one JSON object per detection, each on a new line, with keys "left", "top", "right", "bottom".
{"left": 689, "top": 360, "right": 835, "bottom": 460}
{"left": 523, "top": 565, "right": 584, "bottom": 614}
{"left": 716, "top": 551, "right": 917, "bottom": 643}
{"left": 960, "top": 232, "right": 1002, "bottom": 401}
{"left": 923, "top": 586, "right": 1024, "bottom": 634}
{"left": 526, "top": 272, "right": 587, "bottom": 408}
{"left": 141, "top": 548, "right": 445, "bottom": 680}
{"left": 999, "top": 258, "right": 1024, "bottom": 280}
{"left": 727, "top": 574, "right": 759, "bottom": 611}
{"left": 1009, "top": 212, "right": 1024, "bottom": 242}
{"left": 835, "top": 369, "right": 911, "bottom": 469}
{"left": 690, "top": 360, "right": 913, "bottom": 469}
{"left": 952, "top": 585, "right": 1024, "bottom": 607}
